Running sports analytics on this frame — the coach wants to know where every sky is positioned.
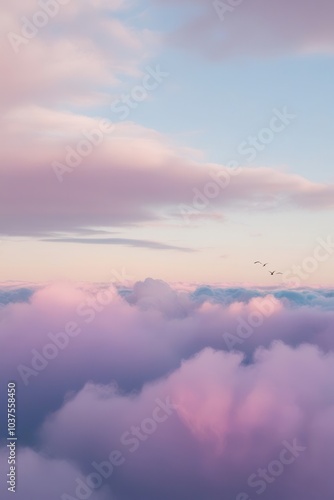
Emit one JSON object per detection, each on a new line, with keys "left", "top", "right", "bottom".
{"left": 1, "top": 3, "right": 334, "bottom": 499}
{"left": 1, "top": 0, "right": 334, "bottom": 285}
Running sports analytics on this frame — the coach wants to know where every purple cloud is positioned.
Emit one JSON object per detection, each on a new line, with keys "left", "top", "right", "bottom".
{"left": 1, "top": 281, "right": 334, "bottom": 498}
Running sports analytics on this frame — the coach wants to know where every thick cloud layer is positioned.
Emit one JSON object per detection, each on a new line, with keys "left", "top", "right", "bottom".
{"left": 0, "top": 280, "right": 334, "bottom": 499}
{"left": 1, "top": 112, "right": 334, "bottom": 236}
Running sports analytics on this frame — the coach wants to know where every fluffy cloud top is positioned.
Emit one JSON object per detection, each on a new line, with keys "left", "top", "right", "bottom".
{"left": 0, "top": 280, "right": 334, "bottom": 499}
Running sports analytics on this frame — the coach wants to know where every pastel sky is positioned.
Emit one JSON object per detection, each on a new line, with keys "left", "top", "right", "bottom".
{"left": 1, "top": 0, "right": 334, "bottom": 285}
{"left": 1, "top": 4, "right": 334, "bottom": 498}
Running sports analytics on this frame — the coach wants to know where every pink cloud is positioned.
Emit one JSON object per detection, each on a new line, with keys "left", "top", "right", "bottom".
{"left": 0, "top": 281, "right": 334, "bottom": 427}
{"left": 0, "top": 0, "right": 157, "bottom": 111}
{"left": 1, "top": 111, "right": 333, "bottom": 236}
{"left": 38, "top": 344, "right": 334, "bottom": 500}
{"left": 1, "top": 281, "right": 334, "bottom": 498}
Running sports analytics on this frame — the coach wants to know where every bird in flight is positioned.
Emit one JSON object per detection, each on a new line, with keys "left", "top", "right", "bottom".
{"left": 254, "top": 262, "right": 283, "bottom": 276}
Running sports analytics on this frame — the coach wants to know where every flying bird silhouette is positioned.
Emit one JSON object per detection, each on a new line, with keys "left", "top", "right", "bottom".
{"left": 269, "top": 271, "right": 276, "bottom": 276}
{"left": 254, "top": 261, "right": 269, "bottom": 267}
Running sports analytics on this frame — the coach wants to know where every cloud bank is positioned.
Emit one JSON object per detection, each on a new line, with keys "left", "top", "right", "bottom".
{"left": 1, "top": 280, "right": 334, "bottom": 499}
{"left": 1, "top": 112, "right": 334, "bottom": 237}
